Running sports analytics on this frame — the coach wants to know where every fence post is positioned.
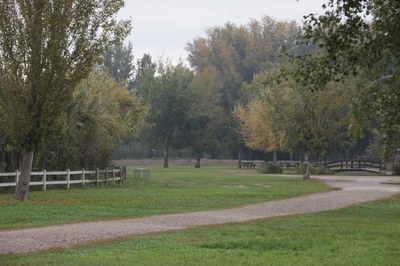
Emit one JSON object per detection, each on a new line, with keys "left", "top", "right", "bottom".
{"left": 106, "top": 168, "right": 109, "bottom": 186}
{"left": 112, "top": 168, "right": 116, "bottom": 185}
{"left": 67, "top": 169, "right": 70, "bottom": 190}
{"left": 15, "top": 170, "right": 20, "bottom": 191}
{"left": 96, "top": 168, "right": 100, "bottom": 187}
{"left": 120, "top": 166, "right": 123, "bottom": 183}
{"left": 43, "top": 170, "right": 47, "bottom": 191}
{"left": 81, "top": 169, "right": 85, "bottom": 188}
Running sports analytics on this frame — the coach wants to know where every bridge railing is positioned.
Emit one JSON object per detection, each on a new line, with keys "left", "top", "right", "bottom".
{"left": 321, "top": 160, "right": 385, "bottom": 173}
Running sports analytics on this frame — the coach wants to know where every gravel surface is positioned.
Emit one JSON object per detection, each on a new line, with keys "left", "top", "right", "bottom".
{"left": 1, "top": 175, "right": 399, "bottom": 255}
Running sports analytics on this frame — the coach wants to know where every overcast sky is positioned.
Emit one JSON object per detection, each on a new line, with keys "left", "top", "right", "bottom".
{"left": 118, "top": 0, "right": 327, "bottom": 63}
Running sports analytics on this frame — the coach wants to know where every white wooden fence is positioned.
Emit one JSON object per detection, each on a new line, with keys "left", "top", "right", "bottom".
{"left": 0, "top": 167, "right": 126, "bottom": 191}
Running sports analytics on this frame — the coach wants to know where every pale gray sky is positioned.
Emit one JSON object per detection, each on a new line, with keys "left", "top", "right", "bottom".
{"left": 118, "top": 0, "right": 327, "bottom": 63}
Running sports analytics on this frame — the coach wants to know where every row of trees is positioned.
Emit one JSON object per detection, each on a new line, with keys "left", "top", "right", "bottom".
{"left": 110, "top": 12, "right": 391, "bottom": 170}
{"left": 234, "top": 0, "right": 400, "bottom": 178}
{"left": 125, "top": 2, "right": 399, "bottom": 175}
{"left": 1, "top": 0, "right": 398, "bottom": 199}
{"left": 118, "top": 17, "right": 308, "bottom": 167}
{"left": 127, "top": 13, "right": 390, "bottom": 170}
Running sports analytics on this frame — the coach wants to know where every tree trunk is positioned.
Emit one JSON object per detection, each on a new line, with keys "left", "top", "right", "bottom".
{"left": 0, "top": 150, "right": 5, "bottom": 172}
{"left": 163, "top": 144, "right": 169, "bottom": 168}
{"left": 273, "top": 150, "right": 277, "bottom": 163}
{"left": 238, "top": 150, "right": 243, "bottom": 169}
{"left": 303, "top": 152, "right": 310, "bottom": 180}
{"left": 14, "top": 150, "right": 34, "bottom": 201}
{"left": 194, "top": 152, "right": 201, "bottom": 168}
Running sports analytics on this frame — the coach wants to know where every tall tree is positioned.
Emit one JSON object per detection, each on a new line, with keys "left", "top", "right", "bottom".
{"left": 186, "top": 16, "right": 302, "bottom": 158}
{"left": 38, "top": 71, "right": 146, "bottom": 170}
{"left": 300, "top": 0, "right": 400, "bottom": 158}
{"left": 236, "top": 66, "right": 353, "bottom": 178}
{"left": 187, "top": 16, "right": 301, "bottom": 112}
{"left": 186, "top": 67, "right": 224, "bottom": 168}
{"left": 140, "top": 61, "right": 194, "bottom": 168}
{"left": 131, "top": 54, "right": 157, "bottom": 97}
{"left": 234, "top": 73, "right": 287, "bottom": 163}
{"left": 0, "top": 0, "right": 131, "bottom": 201}
{"left": 102, "top": 42, "right": 134, "bottom": 85}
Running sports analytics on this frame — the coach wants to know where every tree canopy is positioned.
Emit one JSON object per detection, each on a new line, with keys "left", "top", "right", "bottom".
{"left": 0, "top": 0, "right": 131, "bottom": 201}
{"left": 300, "top": 0, "right": 400, "bottom": 157}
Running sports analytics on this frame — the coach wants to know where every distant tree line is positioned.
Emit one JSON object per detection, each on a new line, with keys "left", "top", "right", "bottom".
{"left": 114, "top": 14, "right": 392, "bottom": 169}
{"left": 2, "top": 2, "right": 398, "bottom": 189}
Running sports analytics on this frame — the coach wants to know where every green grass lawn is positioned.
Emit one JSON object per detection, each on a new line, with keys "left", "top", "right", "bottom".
{"left": 2, "top": 194, "right": 400, "bottom": 265}
{"left": 0, "top": 166, "right": 330, "bottom": 229}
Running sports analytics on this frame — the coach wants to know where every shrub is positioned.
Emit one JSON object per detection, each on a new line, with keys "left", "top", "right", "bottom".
{"left": 312, "top": 166, "right": 334, "bottom": 175}
{"left": 296, "top": 164, "right": 334, "bottom": 175}
{"left": 258, "top": 163, "right": 283, "bottom": 174}
{"left": 393, "top": 164, "right": 400, "bottom": 176}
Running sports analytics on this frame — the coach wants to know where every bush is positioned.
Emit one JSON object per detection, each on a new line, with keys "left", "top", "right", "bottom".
{"left": 393, "top": 164, "right": 400, "bottom": 176}
{"left": 312, "top": 166, "right": 334, "bottom": 175}
{"left": 296, "top": 164, "right": 334, "bottom": 175}
{"left": 258, "top": 163, "right": 283, "bottom": 174}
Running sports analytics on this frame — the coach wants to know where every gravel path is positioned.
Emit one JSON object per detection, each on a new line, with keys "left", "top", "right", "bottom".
{"left": 1, "top": 175, "right": 399, "bottom": 255}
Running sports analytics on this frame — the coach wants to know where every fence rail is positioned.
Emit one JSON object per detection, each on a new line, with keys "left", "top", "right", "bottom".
{"left": 0, "top": 167, "right": 126, "bottom": 191}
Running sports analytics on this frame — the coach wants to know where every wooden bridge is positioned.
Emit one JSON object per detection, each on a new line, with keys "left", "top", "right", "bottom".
{"left": 321, "top": 160, "right": 385, "bottom": 174}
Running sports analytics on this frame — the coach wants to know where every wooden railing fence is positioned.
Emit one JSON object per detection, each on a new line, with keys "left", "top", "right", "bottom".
{"left": 321, "top": 160, "right": 385, "bottom": 173}
{"left": 0, "top": 167, "right": 126, "bottom": 191}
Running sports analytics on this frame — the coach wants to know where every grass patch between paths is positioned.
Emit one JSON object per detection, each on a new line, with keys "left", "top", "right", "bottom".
{"left": 0, "top": 166, "right": 330, "bottom": 229}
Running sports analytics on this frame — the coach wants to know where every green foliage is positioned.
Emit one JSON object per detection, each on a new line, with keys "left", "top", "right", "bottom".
{"left": 102, "top": 42, "right": 134, "bottom": 85}
{"left": 37, "top": 71, "right": 147, "bottom": 170}
{"left": 236, "top": 62, "right": 354, "bottom": 160}
{"left": 296, "top": 164, "right": 334, "bottom": 176}
{"left": 0, "top": 0, "right": 131, "bottom": 200}
{"left": 393, "top": 164, "right": 400, "bottom": 176}
{"left": 134, "top": 60, "right": 195, "bottom": 167}
{"left": 257, "top": 162, "right": 283, "bottom": 174}
{"left": 185, "top": 67, "right": 225, "bottom": 162}
{"left": 187, "top": 17, "right": 302, "bottom": 157}
{"left": 131, "top": 54, "right": 157, "bottom": 97}
{"left": 0, "top": 0, "right": 131, "bottom": 152}
{"left": 300, "top": 0, "right": 400, "bottom": 158}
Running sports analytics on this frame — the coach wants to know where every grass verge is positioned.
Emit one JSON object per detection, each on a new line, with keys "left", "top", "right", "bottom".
{"left": 2, "top": 194, "right": 400, "bottom": 265}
